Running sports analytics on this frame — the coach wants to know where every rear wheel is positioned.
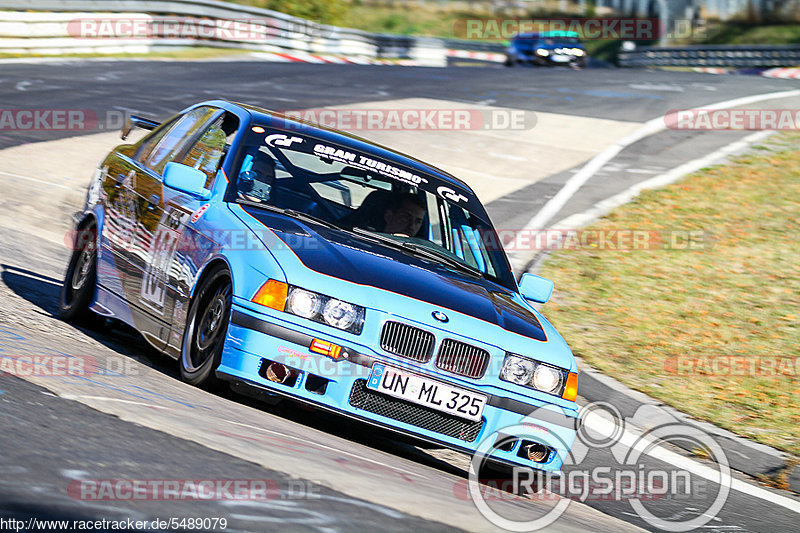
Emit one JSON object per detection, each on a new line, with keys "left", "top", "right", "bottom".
{"left": 59, "top": 223, "right": 97, "bottom": 322}
{"left": 180, "top": 266, "right": 232, "bottom": 388}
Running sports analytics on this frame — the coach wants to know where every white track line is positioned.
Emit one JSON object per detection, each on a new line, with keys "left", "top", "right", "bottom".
{"left": 0, "top": 169, "right": 84, "bottom": 191}
{"left": 57, "top": 394, "right": 173, "bottom": 409}
{"left": 584, "top": 415, "right": 800, "bottom": 514}
{"left": 511, "top": 88, "right": 800, "bottom": 260}
{"left": 550, "top": 130, "right": 775, "bottom": 230}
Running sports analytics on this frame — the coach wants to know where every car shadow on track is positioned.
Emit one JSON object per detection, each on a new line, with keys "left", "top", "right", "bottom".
{"left": 0, "top": 263, "right": 474, "bottom": 481}
{"left": 1, "top": 263, "right": 173, "bottom": 377}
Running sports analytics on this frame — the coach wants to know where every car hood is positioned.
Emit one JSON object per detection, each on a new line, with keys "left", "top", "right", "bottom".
{"left": 237, "top": 206, "right": 547, "bottom": 342}
{"left": 517, "top": 42, "right": 584, "bottom": 52}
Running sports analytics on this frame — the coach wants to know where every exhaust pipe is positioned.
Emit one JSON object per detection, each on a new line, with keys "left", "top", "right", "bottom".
{"left": 524, "top": 443, "right": 549, "bottom": 463}
{"left": 265, "top": 362, "right": 291, "bottom": 384}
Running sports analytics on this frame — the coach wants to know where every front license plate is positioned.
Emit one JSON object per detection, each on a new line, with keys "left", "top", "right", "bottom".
{"left": 552, "top": 54, "right": 571, "bottom": 62}
{"left": 367, "top": 363, "right": 486, "bottom": 422}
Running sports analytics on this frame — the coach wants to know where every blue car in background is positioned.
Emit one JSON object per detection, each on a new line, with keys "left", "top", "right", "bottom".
{"left": 60, "top": 100, "right": 579, "bottom": 472}
{"left": 505, "top": 31, "right": 588, "bottom": 68}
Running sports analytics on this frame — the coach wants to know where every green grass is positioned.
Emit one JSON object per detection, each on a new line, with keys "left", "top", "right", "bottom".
{"left": 538, "top": 132, "right": 800, "bottom": 456}
{"left": 345, "top": 4, "right": 495, "bottom": 38}
{"left": 693, "top": 21, "right": 800, "bottom": 45}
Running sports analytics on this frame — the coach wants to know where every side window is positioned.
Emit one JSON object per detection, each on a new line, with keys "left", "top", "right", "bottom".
{"left": 136, "top": 118, "right": 177, "bottom": 164}
{"left": 145, "top": 106, "right": 218, "bottom": 174}
{"left": 180, "top": 113, "right": 239, "bottom": 187}
{"left": 425, "top": 194, "right": 443, "bottom": 245}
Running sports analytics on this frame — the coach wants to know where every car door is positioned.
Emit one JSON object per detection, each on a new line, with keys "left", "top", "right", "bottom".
{"left": 159, "top": 112, "right": 240, "bottom": 355}
{"left": 96, "top": 117, "right": 180, "bottom": 313}
{"left": 129, "top": 106, "right": 221, "bottom": 345}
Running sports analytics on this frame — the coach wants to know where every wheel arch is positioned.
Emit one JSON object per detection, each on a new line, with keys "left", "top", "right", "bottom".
{"left": 76, "top": 213, "right": 97, "bottom": 230}
{"left": 190, "top": 256, "right": 233, "bottom": 301}
{"left": 69, "top": 211, "right": 99, "bottom": 248}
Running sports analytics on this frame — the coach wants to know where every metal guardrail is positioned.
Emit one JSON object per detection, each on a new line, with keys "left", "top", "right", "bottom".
{"left": 440, "top": 38, "right": 506, "bottom": 53}
{"left": 619, "top": 44, "right": 800, "bottom": 68}
{"left": 5, "top": 1, "right": 800, "bottom": 69}
{"left": 0, "top": 0, "right": 446, "bottom": 65}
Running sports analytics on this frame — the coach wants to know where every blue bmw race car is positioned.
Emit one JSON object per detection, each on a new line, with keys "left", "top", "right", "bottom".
{"left": 505, "top": 31, "right": 587, "bottom": 68}
{"left": 61, "top": 100, "right": 579, "bottom": 471}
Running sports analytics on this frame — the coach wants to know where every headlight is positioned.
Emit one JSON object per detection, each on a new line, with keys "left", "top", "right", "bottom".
{"left": 500, "top": 354, "right": 568, "bottom": 397}
{"left": 536, "top": 48, "right": 550, "bottom": 56}
{"left": 322, "top": 299, "right": 359, "bottom": 330}
{"left": 573, "top": 49, "right": 585, "bottom": 56}
{"left": 533, "top": 365, "right": 562, "bottom": 393}
{"left": 501, "top": 356, "right": 535, "bottom": 385}
{"left": 285, "top": 286, "right": 364, "bottom": 334}
{"left": 286, "top": 288, "right": 321, "bottom": 318}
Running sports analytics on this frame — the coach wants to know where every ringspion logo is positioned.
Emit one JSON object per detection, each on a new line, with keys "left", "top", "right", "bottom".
{"left": 466, "top": 402, "right": 731, "bottom": 532}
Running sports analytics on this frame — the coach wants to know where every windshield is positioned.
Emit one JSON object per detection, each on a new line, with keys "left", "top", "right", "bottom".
{"left": 516, "top": 36, "right": 581, "bottom": 46}
{"left": 231, "top": 127, "right": 515, "bottom": 288}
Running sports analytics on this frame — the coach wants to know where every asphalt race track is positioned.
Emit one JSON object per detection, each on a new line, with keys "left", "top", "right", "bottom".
{"left": 1, "top": 59, "right": 800, "bottom": 532}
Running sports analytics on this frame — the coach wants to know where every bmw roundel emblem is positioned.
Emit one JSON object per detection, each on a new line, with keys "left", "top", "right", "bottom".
{"left": 432, "top": 311, "right": 449, "bottom": 323}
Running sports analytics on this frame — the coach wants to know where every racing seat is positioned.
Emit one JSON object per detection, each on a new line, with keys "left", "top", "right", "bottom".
{"left": 338, "top": 189, "right": 393, "bottom": 231}
{"left": 339, "top": 189, "right": 428, "bottom": 238}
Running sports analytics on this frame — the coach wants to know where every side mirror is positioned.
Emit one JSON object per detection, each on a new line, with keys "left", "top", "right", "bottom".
{"left": 518, "top": 273, "right": 554, "bottom": 304}
{"left": 163, "top": 162, "right": 211, "bottom": 200}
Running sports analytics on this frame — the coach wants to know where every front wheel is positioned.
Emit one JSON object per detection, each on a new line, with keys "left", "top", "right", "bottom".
{"left": 180, "top": 266, "right": 232, "bottom": 388}
{"left": 59, "top": 223, "right": 97, "bottom": 322}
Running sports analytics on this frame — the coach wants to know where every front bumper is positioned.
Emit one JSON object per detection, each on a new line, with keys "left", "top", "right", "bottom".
{"left": 218, "top": 304, "right": 579, "bottom": 471}
{"left": 516, "top": 53, "right": 585, "bottom": 66}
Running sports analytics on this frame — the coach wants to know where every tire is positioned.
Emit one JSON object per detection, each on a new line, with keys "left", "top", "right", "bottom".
{"left": 504, "top": 56, "right": 515, "bottom": 67}
{"left": 180, "top": 265, "right": 232, "bottom": 388}
{"left": 59, "top": 223, "right": 97, "bottom": 323}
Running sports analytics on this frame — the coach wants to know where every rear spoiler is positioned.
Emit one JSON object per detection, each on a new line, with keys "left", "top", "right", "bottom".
{"left": 121, "top": 114, "right": 161, "bottom": 140}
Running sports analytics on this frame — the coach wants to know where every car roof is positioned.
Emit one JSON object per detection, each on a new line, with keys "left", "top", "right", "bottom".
{"left": 204, "top": 99, "right": 478, "bottom": 198}
{"left": 515, "top": 31, "right": 581, "bottom": 39}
